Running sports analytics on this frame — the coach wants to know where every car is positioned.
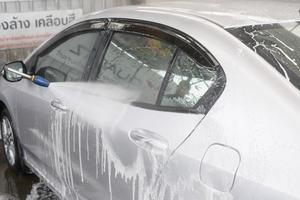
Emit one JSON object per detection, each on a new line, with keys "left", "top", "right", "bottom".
{"left": 1, "top": 0, "right": 300, "bottom": 199}
{"left": 0, "top": 59, "right": 5, "bottom": 140}
{"left": 0, "top": 60, "right": 5, "bottom": 67}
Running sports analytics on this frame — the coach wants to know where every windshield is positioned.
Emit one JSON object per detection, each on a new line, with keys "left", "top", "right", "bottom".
{"left": 227, "top": 22, "right": 300, "bottom": 90}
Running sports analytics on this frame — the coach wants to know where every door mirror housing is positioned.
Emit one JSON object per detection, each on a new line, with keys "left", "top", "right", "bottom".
{"left": 3, "top": 61, "right": 27, "bottom": 82}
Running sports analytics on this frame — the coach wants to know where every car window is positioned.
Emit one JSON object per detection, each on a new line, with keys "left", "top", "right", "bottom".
{"left": 160, "top": 50, "right": 218, "bottom": 108}
{"left": 96, "top": 32, "right": 177, "bottom": 104}
{"left": 35, "top": 31, "right": 101, "bottom": 82}
{"left": 228, "top": 23, "right": 300, "bottom": 90}
{"left": 94, "top": 23, "right": 224, "bottom": 112}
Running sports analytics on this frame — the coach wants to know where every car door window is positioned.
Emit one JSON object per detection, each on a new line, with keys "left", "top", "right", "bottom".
{"left": 35, "top": 31, "right": 101, "bottom": 82}
{"left": 96, "top": 32, "right": 177, "bottom": 104}
{"left": 94, "top": 22, "right": 224, "bottom": 113}
{"left": 160, "top": 49, "right": 218, "bottom": 108}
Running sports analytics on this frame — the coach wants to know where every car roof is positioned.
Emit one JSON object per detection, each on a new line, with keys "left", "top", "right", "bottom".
{"left": 85, "top": 0, "right": 300, "bottom": 28}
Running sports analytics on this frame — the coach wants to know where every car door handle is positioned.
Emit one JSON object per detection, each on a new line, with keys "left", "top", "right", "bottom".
{"left": 129, "top": 129, "right": 169, "bottom": 155}
{"left": 50, "top": 99, "right": 68, "bottom": 111}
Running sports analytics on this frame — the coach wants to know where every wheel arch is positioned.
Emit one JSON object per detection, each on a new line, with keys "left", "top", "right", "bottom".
{"left": 0, "top": 100, "right": 7, "bottom": 114}
{"left": 0, "top": 99, "right": 21, "bottom": 143}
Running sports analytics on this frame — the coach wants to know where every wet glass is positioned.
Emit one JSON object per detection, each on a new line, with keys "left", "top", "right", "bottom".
{"left": 228, "top": 22, "right": 300, "bottom": 90}
{"left": 161, "top": 49, "right": 218, "bottom": 108}
{"left": 36, "top": 32, "right": 100, "bottom": 82}
{"left": 97, "top": 32, "right": 177, "bottom": 105}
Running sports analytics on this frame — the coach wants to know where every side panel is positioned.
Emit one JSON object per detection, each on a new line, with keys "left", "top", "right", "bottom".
{"left": 83, "top": 9, "right": 300, "bottom": 199}
{"left": 46, "top": 82, "right": 204, "bottom": 200}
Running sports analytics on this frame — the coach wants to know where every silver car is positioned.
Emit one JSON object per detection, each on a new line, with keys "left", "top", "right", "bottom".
{"left": 1, "top": 1, "right": 300, "bottom": 199}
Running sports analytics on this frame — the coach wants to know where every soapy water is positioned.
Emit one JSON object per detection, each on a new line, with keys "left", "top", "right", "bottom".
{"left": 49, "top": 105, "right": 166, "bottom": 200}
{"left": 26, "top": 82, "right": 234, "bottom": 200}
{"left": 0, "top": 194, "right": 17, "bottom": 200}
{"left": 26, "top": 182, "right": 59, "bottom": 200}
{"left": 0, "top": 142, "right": 55, "bottom": 200}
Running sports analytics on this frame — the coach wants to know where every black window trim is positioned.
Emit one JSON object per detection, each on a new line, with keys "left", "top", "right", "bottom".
{"left": 89, "top": 18, "right": 226, "bottom": 114}
{"left": 155, "top": 47, "right": 180, "bottom": 105}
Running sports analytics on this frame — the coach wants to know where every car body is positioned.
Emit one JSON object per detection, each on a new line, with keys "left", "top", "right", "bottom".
{"left": 1, "top": 0, "right": 300, "bottom": 199}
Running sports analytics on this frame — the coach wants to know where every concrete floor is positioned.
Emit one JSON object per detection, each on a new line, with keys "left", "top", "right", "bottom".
{"left": 0, "top": 142, "right": 58, "bottom": 200}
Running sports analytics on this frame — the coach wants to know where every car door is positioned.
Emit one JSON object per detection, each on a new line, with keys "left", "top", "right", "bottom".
{"left": 14, "top": 20, "right": 109, "bottom": 195}
{"left": 54, "top": 20, "right": 225, "bottom": 200}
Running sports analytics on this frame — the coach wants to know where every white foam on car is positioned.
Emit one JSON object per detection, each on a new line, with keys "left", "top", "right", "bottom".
{"left": 46, "top": 82, "right": 233, "bottom": 200}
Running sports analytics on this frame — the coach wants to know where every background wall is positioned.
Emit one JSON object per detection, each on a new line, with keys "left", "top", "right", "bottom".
{"left": 0, "top": 0, "right": 145, "bottom": 62}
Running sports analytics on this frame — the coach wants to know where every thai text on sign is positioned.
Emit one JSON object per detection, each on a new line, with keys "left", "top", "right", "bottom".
{"left": 0, "top": 9, "right": 83, "bottom": 50}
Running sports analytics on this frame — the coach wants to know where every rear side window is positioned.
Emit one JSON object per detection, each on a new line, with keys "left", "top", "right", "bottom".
{"left": 95, "top": 22, "right": 225, "bottom": 113}
{"left": 97, "top": 32, "right": 176, "bottom": 104}
{"left": 160, "top": 50, "right": 218, "bottom": 108}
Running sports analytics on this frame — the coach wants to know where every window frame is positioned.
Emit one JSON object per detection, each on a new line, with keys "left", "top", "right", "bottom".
{"left": 25, "top": 19, "right": 110, "bottom": 82}
{"left": 89, "top": 18, "right": 226, "bottom": 114}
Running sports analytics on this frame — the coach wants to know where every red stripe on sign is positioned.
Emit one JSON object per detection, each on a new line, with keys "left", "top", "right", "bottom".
{"left": 0, "top": 40, "right": 45, "bottom": 50}
{"left": 0, "top": 33, "right": 53, "bottom": 41}
{"left": 0, "top": 34, "right": 53, "bottom": 50}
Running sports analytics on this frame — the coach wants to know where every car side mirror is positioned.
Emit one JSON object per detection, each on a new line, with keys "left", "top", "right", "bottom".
{"left": 3, "top": 61, "right": 26, "bottom": 82}
{"left": 2, "top": 61, "right": 50, "bottom": 87}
